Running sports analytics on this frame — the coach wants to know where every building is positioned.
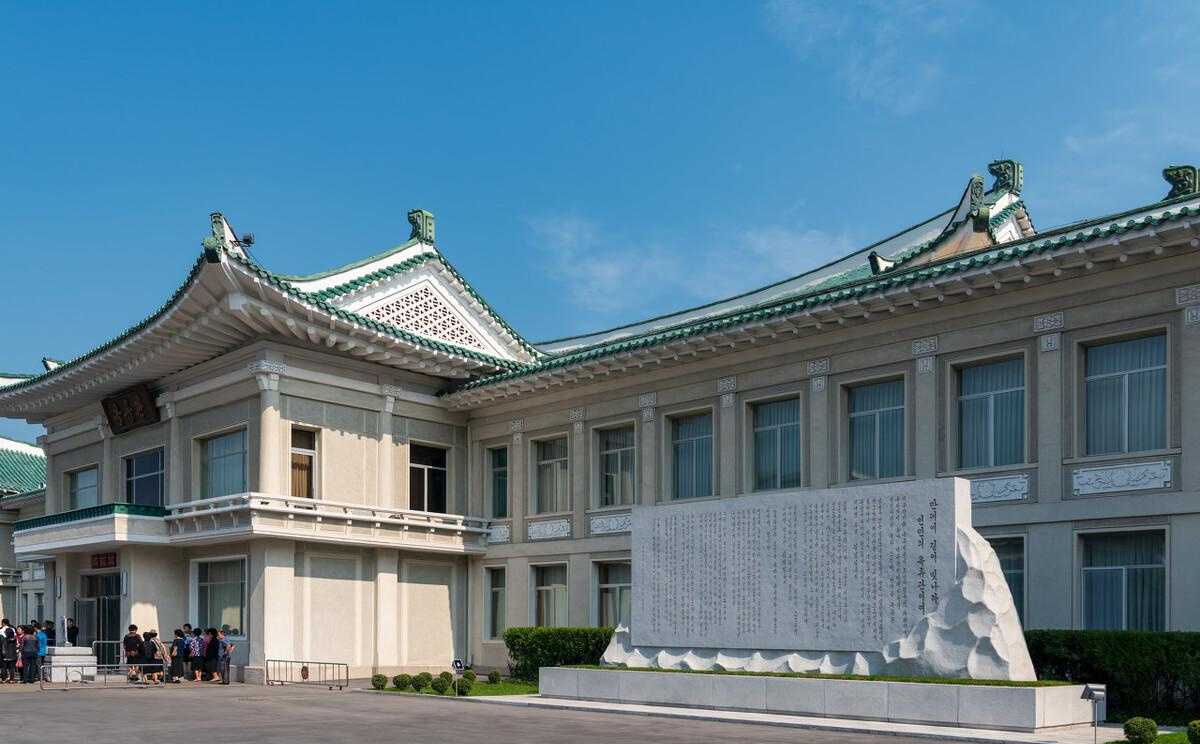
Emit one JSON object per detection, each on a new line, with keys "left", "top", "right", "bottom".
{"left": 1, "top": 160, "right": 1198, "bottom": 681}
{"left": 0, "top": 434, "right": 47, "bottom": 621}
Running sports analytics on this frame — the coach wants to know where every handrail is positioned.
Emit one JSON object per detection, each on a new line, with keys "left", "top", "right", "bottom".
{"left": 15, "top": 503, "right": 169, "bottom": 532}
{"left": 265, "top": 658, "right": 348, "bottom": 690}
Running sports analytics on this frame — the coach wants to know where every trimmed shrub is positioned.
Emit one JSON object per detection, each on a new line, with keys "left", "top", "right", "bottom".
{"left": 487, "top": 669, "right": 502, "bottom": 684}
{"left": 430, "top": 676, "right": 449, "bottom": 695}
{"left": 438, "top": 670, "right": 454, "bottom": 684}
{"left": 503, "top": 626, "right": 614, "bottom": 681}
{"left": 412, "top": 673, "right": 432, "bottom": 693}
{"left": 1026, "top": 630, "right": 1200, "bottom": 722}
{"left": 463, "top": 669, "right": 477, "bottom": 683}
{"left": 454, "top": 676, "right": 474, "bottom": 696}
{"left": 392, "top": 674, "right": 412, "bottom": 690}
{"left": 1123, "top": 717, "right": 1157, "bottom": 744}
{"left": 1187, "top": 720, "right": 1200, "bottom": 744}
{"left": 370, "top": 674, "right": 387, "bottom": 690}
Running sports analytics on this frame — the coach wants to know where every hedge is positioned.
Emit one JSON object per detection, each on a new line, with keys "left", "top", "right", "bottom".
{"left": 502, "top": 626, "right": 614, "bottom": 681}
{"left": 1025, "top": 630, "right": 1200, "bottom": 723}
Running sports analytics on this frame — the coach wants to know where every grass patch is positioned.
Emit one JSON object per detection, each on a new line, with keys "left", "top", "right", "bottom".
{"left": 376, "top": 679, "right": 538, "bottom": 697}
{"left": 1104, "top": 734, "right": 1188, "bottom": 744}
{"left": 564, "top": 664, "right": 1070, "bottom": 687}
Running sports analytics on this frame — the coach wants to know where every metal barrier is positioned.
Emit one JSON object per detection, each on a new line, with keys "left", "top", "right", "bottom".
{"left": 40, "top": 662, "right": 167, "bottom": 691}
{"left": 265, "top": 659, "right": 348, "bottom": 690}
{"left": 91, "top": 640, "right": 124, "bottom": 666}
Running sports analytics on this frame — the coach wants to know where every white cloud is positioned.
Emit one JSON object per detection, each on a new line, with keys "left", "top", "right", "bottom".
{"left": 763, "top": 0, "right": 972, "bottom": 115}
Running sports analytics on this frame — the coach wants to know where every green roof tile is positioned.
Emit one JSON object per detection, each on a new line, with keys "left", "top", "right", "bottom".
{"left": 0, "top": 438, "right": 45, "bottom": 495}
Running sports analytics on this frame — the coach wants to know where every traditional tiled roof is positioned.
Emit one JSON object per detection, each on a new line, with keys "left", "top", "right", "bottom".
{"left": 0, "top": 436, "right": 45, "bottom": 495}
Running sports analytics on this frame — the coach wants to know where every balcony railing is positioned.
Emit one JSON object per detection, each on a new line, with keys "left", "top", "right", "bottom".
{"left": 166, "top": 493, "right": 490, "bottom": 554}
{"left": 0, "top": 568, "right": 21, "bottom": 586}
{"left": 14, "top": 503, "right": 169, "bottom": 532}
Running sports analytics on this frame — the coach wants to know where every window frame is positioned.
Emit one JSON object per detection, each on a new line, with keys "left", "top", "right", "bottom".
{"left": 1075, "top": 526, "right": 1169, "bottom": 631}
{"left": 529, "top": 434, "right": 570, "bottom": 515}
{"left": 1079, "top": 331, "right": 1169, "bottom": 457}
{"left": 408, "top": 442, "right": 449, "bottom": 514}
{"left": 954, "top": 354, "right": 1028, "bottom": 470}
{"left": 66, "top": 465, "right": 101, "bottom": 510}
{"left": 664, "top": 407, "right": 716, "bottom": 501}
{"left": 189, "top": 554, "right": 248, "bottom": 640}
{"left": 842, "top": 376, "right": 908, "bottom": 483}
{"left": 983, "top": 533, "right": 1027, "bottom": 624}
{"left": 593, "top": 560, "right": 632, "bottom": 629}
{"left": 197, "top": 427, "right": 249, "bottom": 500}
{"left": 593, "top": 422, "right": 637, "bottom": 509}
{"left": 122, "top": 446, "right": 167, "bottom": 507}
{"left": 529, "top": 562, "right": 569, "bottom": 628}
{"left": 288, "top": 426, "right": 319, "bottom": 499}
{"left": 484, "top": 566, "right": 506, "bottom": 641}
{"left": 745, "top": 394, "right": 804, "bottom": 492}
{"left": 486, "top": 445, "right": 510, "bottom": 520}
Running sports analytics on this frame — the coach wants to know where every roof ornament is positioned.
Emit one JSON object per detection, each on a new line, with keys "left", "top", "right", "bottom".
{"left": 987, "top": 159, "right": 1023, "bottom": 195}
{"left": 868, "top": 251, "right": 898, "bottom": 275}
{"left": 968, "top": 174, "right": 989, "bottom": 229}
{"left": 408, "top": 209, "right": 436, "bottom": 243}
{"left": 40, "top": 358, "right": 62, "bottom": 372}
{"left": 1162, "top": 165, "right": 1198, "bottom": 200}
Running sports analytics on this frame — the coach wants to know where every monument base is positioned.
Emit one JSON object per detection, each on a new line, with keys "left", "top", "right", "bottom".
{"left": 539, "top": 667, "right": 1101, "bottom": 732}
{"left": 46, "top": 646, "right": 99, "bottom": 683}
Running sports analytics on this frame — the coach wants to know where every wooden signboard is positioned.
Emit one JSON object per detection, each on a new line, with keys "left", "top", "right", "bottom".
{"left": 101, "top": 384, "right": 160, "bottom": 434}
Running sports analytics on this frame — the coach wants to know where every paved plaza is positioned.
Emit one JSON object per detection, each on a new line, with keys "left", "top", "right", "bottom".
{"left": 0, "top": 683, "right": 983, "bottom": 744}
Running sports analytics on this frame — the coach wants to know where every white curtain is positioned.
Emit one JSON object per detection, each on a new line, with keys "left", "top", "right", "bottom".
{"left": 673, "top": 414, "right": 712, "bottom": 499}
{"left": 1082, "top": 531, "right": 1165, "bottom": 631}
{"left": 753, "top": 399, "right": 801, "bottom": 490}
{"left": 202, "top": 430, "right": 246, "bottom": 498}
{"left": 536, "top": 439, "right": 569, "bottom": 513}
{"left": 849, "top": 381, "right": 904, "bottom": 479}
{"left": 959, "top": 358, "right": 1024, "bottom": 468}
{"left": 198, "top": 559, "right": 245, "bottom": 634}
{"left": 536, "top": 566, "right": 568, "bottom": 627}
{"left": 1085, "top": 336, "right": 1166, "bottom": 455}
{"left": 599, "top": 427, "right": 635, "bottom": 506}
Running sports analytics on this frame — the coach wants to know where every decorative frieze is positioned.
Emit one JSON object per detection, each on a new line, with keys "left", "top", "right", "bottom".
{"left": 1175, "top": 285, "right": 1200, "bottom": 306}
{"left": 917, "top": 357, "right": 935, "bottom": 374}
{"left": 248, "top": 360, "right": 287, "bottom": 376}
{"left": 911, "top": 337, "right": 938, "bottom": 356}
{"left": 590, "top": 513, "right": 632, "bottom": 535}
{"left": 638, "top": 392, "right": 657, "bottom": 409}
{"left": 1185, "top": 306, "right": 1200, "bottom": 326}
{"left": 487, "top": 524, "right": 511, "bottom": 544}
{"left": 527, "top": 518, "right": 571, "bottom": 541}
{"left": 807, "top": 358, "right": 830, "bottom": 376}
{"left": 716, "top": 376, "right": 737, "bottom": 394}
{"left": 568, "top": 407, "right": 585, "bottom": 422}
{"left": 1072, "top": 460, "right": 1172, "bottom": 496}
{"left": 509, "top": 418, "right": 524, "bottom": 433}
{"left": 1032, "top": 312, "right": 1064, "bottom": 333}
{"left": 811, "top": 376, "right": 827, "bottom": 393}
{"left": 969, "top": 473, "right": 1029, "bottom": 503}
{"left": 1040, "top": 333, "right": 1060, "bottom": 352}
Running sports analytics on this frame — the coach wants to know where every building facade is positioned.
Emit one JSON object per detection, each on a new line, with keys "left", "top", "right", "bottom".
{"left": 2, "top": 161, "right": 1199, "bottom": 680}
{"left": 0, "top": 435, "right": 47, "bottom": 623}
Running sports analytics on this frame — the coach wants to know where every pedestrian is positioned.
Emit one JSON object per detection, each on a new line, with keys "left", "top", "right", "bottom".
{"left": 204, "top": 628, "right": 220, "bottom": 683}
{"left": 123, "top": 624, "right": 144, "bottom": 683}
{"left": 20, "top": 626, "right": 38, "bottom": 683}
{"left": 66, "top": 618, "right": 79, "bottom": 647}
{"left": 0, "top": 619, "right": 16, "bottom": 682}
{"left": 34, "top": 623, "right": 47, "bottom": 674}
{"left": 170, "top": 629, "right": 187, "bottom": 682}
{"left": 143, "top": 631, "right": 161, "bottom": 684}
{"left": 14, "top": 625, "right": 25, "bottom": 681}
{"left": 43, "top": 620, "right": 56, "bottom": 647}
{"left": 189, "top": 627, "right": 204, "bottom": 681}
{"left": 216, "top": 627, "right": 235, "bottom": 685}
{"left": 150, "top": 631, "right": 172, "bottom": 684}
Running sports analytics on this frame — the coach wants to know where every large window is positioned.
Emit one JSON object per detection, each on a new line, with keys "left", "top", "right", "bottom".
{"left": 533, "top": 438, "right": 569, "bottom": 514}
{"left": 598, "top": 427, "right": 635, "bottom": 507}
{"left": 597, "top": 562, "right": 631, "bottom": 628}
{"left": 489, "top": 448, "right": 509, "bottom": 519}
{"left": 124, "top": 448, "right": 165, "bottom": 507}
{"left": 959, "top": 359, "right": 1024, "bottom": 469}
{"left": 671, "top": 413, "right": 713, "bottom": 500}
{"left": 290, "top": 428, "right": 317, "bottom": 499}
{"left": 200, "top": 430, "right": 247, "bottom": 498}
{"left": 486, "top": 568, "right": 506, "bottom": 640}
{"left": 752, "top": 399, "right": 801, "bottom": 491}
{"left": 196, "top": 558, "right": 246, "bottom": 636}
{"left": 534, "top": 565, "right": 568, "bottom": 627}
{"left": 409, "top": 445, "right": 448, "bottom": 513}
{"left": 988, "top": 537, "right": 1025, "bottom": 623}
{"left": 848, "top": 380, "right": 905, "bottom": 480}
{"left": 1081, "top": 531, "right": 1165, "bottom": 631}
{"left": 68, "top": 467, "right": 99, "bottom": 509}
{"left": 1084, "top": 335, "right": 1166, "bottom": 455}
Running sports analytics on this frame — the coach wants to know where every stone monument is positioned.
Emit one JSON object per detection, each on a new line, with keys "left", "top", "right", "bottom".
{"left": 602, "top": 477, "right": 1036, "bottom": 681}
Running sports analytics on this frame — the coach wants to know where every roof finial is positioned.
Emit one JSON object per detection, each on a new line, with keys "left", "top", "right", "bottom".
{"left": 987, "top": 159, "right": 1023, "bottom": 195}
{"left": 408, "top": 209, "right": 436, "bottom": 243}
{"left": 968, "top": 174, "right": 989, "bottom": 229}
{"left": 1162, "top": 165, "right": 1198, "bottom": 200}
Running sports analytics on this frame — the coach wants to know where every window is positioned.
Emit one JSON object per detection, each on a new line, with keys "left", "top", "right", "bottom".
{"left": 486, "top": 568, "right": 506, "bottom": 639}
{"left": 534, "top": 565, "right": 568, "bottom": 627}
{"left": 33, "top": 593, "right": 44, "bottom": 622}
{"left": 988, "top": 537, "right": 1025, "bottom": 623}
{"left": 597, "top": 562, "right": 631, "bottom": 628}
{"left": 290, "top": 428, "right": 317, "bottom": 498}
{"left": 196, "top": 558, "right": 246, "bottom": 636}
{"left": 533, "top": 438, "right": 569, "bottom": 514}
{"left": 959, "top": 359, "right": 1024, "bottom": 469}
{"left": 1081, "top": 531, "right": 1165, "bottom": 631}
{"left": 671, "top": 413, "right": 713, "bottom": 499}
{"left": 68, "top": 467, "right": 99, "bottom": 509}
{"left": 201, "top": 430, "right": 247, "bottom": 498}
{"left": 848, "top": 380, "right": 905, "bottom": 480}
{"left": 752, "top": 399, "right": 801, "bottom": 491}
{"left": 125, "top": 448, "right": 165, "bottom": 506}
{"left": 598, "top": 427, "right": 635, "bottom": 507}
{"left": 1084, "top": 335, "right": 1166, "bottom": 455}
{"left": 489, "top": 448, "right": 509, "bottom": 519}
{"left": 409, "top": 445, "right": 448, "bottom": 513}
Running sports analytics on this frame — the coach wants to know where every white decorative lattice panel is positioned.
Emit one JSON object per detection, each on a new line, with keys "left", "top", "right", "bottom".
{"left": 363, "top": 283, "right": 487, "bottom": 352}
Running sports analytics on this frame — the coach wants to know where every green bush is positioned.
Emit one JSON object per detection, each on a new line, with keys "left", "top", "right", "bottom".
{"left": 438, "top": 670, "right": 454, "bottom": 684}
{"left": 463, "top": 669, "right": 477, "bottom": 683}
{"left": 412, "top": 673, "right": 432, "bottom": 693}
{"left": 392, "top": 673, "right": 412, "bottom": 690}
{"left": 1187, "top": 720, "right": 1200, "bottom": 744}
{"left": 454, "top": 676, "right": 474, "bottom": 696}
{"left": 1124, "top": 717, "right": 1158, "bottom": 744}
{"left": 487, "top": 669, "right": 501, "bottom": 684}
{"left": 430, "top": 676, "right": 449, "bottom": 695}
{"left": 502, "top": 626, "right": 614, "bottom": 681}
{"left": 370, "top": 674, "right": 387, "bottom": 690}
{"left": 1025, "top": 630, "right": 1200, "bottom": 722}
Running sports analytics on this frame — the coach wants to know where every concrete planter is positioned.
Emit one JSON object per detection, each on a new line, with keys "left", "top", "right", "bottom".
{"left": 538, "top": 668, "right": 1100, "bottom": 732}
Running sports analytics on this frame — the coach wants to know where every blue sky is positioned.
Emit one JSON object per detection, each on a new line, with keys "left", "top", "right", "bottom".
{"left": 1, "top": 0, "right": 1198, "bottom": 442}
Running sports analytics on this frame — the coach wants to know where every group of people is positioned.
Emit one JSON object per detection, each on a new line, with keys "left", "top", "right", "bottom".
{"left": 122, "top": 624, "right": 235, "bottom": 684}
{"left": 0, "top": 619, "right": 59, "bottom": 684}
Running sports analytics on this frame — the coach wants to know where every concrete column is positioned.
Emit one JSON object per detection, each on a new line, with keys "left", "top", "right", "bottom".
{"left": 167, "top": 401, "right": 184, "bottom": 505}
{"left": 571, "top": 416, "right": 588, "bottom": 538}
{"left": 395, "top": 431, "right": 411, "bottom": 511}
{"left": 40, "top": 443, "right": 58, "bottom": 514}
{"left": 719, "top": 393, "right": 737, "bottom": 497}
{"left": 378, "top": 396, "right": 395, "bottom": 508}
{"left": 506, "top": 556, "right": 530, "bottom": 628}
{"left": 1180, "top": 315, "right": 1200, "bottom": 492}
{"left": 914, "top": 360, "right": 937, "bottom": 479}
{"left": 568, "top": 552, "right": 591, "bottom": 626}
{"left": 1037, "top": 334, "right": 1064, "bottom": 502}
{"left": 100, "top": 422, "right": 117, "bottom": 504}
{"left": 1025, "top": 522, "right": 1074, "bottom": 629}
{"left": 255, "top": 373, "right": 282, "bottom": 495}
{"left": 509, "top": 429, "right": 526, "bottom": 543}
{"left": 639, "top": 408, "right": 657, "bottom": 504}
{"left": 249, "top": 540, "right": 295, "bottom": 677}
{"left": 373, "top": 548, "right": 399, "bottom": 670}
{"left": 809, "top": 378, "right": 830, "bottom": 488}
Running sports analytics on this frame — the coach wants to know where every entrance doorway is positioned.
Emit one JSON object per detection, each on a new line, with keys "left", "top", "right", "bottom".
{"left": 76, "top": 573, "right": 121, "bottom": 664}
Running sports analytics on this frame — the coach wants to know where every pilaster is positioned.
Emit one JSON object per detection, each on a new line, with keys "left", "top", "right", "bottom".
{"left": 1037, "top": 333, "right": 1064, "bottom": 502}
{"left": 378, "top": 390, "right": 397, "bottom": 507}
{"left": 509, "top": 420, "right": 526, "bottom": 543}
{"left": 249, "top": 539, "right": 296, "bottom": 671}
{"left": 100, "top": 421, "right": 117, "bottom": 504}
{"left": 638, "top": 395, "right": 657, "bottom": 504}
{"left": 718, "top": 377, "right": 737, "bottom": 496}
{"left": 914, "top": 355, "right": 938, "bottom": 479}
{"left": 166, "top": 400, "right": 184, "bottom": 505}
{"left": 570, "top": 409, "right": 588, "bottom": 538}
{"left": 1181, "top": 308, "right": 1200, "bottom": 492}
{"left": 374, "top": 548, "right": 400, "bottom": 669}
{"left": 808, "top": 368, "right": 830, "bottom": 488}
{"left": 253, "top": 361, "right": 283, "bottom": 495}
